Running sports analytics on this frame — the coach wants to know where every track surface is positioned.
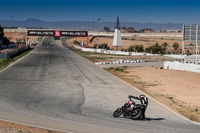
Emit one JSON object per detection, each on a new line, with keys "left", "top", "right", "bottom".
{"left": 0, "top": 37, "right": 199, "bottom": 133}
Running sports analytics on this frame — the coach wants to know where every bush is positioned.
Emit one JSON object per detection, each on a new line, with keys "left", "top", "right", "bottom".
{"left": 114, "top": 67, "right": 129, "bottom": 73}
{"left": 186, "top": 50, "right": 192, "bottom": 55}
{"left": 128, "top": 45, "right": 144, "bottom": 52}
{"left": 115, "top": 67, "right": 124, "bottom": 72}
{"left": 108, "top": 67, "right": 114, "bottom": 70}
{"left": 122, "top": 37, "right": 129, "bottom": 40}
{"left": 173, "top": 42, "right": 179, "bottom": 51}
{"left": 73, "top": 40, "right": 80, "bottom": 45}
{"left": 145, "top": 43, "right": 165, "bottom": 54}
{"left": 0, "top": 59, "right": 8, "bottom": 65}
{"left": 93, "top": 43, "right": 110, "bottom": 50}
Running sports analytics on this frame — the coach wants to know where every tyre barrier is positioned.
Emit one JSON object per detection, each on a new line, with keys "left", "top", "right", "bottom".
{"left": 95, "top": 60, "right": 143, "bottom": 65}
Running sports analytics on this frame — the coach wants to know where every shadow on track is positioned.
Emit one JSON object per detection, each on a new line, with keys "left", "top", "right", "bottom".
{"left": 117, "top": 116, "right": 165, "bottom": 121}
{"left": 144, "top": 118, "right": 165, "bottom": 121}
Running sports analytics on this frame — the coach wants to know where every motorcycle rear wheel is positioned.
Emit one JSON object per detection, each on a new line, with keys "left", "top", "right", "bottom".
{"left": 113, "top": 108, "right": 123, "bottom": 117}
{"left": 131, "top": 108, "right": 142, "bottom": 120}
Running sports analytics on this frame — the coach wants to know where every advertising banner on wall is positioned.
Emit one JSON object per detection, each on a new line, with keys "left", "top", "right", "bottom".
{"left": 28, "top": 30, "right": 55, "bottom": 36}
{"left": 60, "top": 31, "right": 88, "bottom": 37}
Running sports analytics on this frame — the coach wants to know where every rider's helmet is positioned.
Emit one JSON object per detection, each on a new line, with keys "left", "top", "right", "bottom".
{"left": 139, "top": 94, "right": 148, "bottom": 107}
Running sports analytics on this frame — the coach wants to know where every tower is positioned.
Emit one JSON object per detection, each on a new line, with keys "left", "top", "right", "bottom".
{"left": 116, "top": 16, "right": 120, "bottom": 30}
{"left": 112, "top": 16, "right": 122, "bottom": 47}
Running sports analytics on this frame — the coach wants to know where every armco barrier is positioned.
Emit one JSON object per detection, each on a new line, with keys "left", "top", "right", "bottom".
{"left": 164, "top": 61, "right": 200, "bottom": 73}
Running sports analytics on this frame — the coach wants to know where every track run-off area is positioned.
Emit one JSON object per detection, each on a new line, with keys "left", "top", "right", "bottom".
{"left": 0, "top": 37, "right": 199, "bottom": 133}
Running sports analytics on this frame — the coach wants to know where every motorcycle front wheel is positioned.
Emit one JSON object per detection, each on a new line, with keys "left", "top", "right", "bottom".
{"left": 113, "top": 108, "right": 123, "bottom": 117}
{"left": 131, "top": 108, "right": 142, "bottom": 120}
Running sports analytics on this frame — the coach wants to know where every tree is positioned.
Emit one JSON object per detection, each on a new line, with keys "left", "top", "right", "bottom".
{"left": 145, "top": 43, "right": 165, "bottom": 54}
{"left": 173, "top": 42, "right": 179, "bottom": 51}
{"left": 162, "top": 42, "right": 169, "bottom": 53}
{"left": 0, "top": 25, "right": 4, "bottom": 40}
{"left": 122, "top": 26, "right": 126, "bottom": 29}
{"left": 103, "top": 26, "right": 110, "bottom": 32}
{"left": 3, "top": 37, "right": 10, "bottom": 48}
{"left": 128, "top": 45, "right": 144, "bottom": 52}
{"left": 128, "top": 27, "right": 134, "bottom": 30}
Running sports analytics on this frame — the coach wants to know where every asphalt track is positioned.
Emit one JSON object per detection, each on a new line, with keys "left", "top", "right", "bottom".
{"left": 0, "top": 37, "right": 199, "bottom": 133}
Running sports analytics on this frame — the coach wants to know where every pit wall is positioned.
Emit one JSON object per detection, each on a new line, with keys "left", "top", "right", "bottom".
{"left": 164, "top": 61, "right": 200, "bottom": 73}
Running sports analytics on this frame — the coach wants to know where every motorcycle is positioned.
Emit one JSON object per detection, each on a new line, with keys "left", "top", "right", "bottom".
{"left": 113, "top": 95, "right": 148, "bottom": 120}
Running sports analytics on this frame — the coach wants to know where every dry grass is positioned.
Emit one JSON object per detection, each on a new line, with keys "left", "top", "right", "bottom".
{"left": 66, "top": 36, "right": 197, "bottom": 53}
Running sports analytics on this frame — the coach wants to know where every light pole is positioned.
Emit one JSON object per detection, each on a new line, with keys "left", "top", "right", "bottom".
{"left": 97, "top": 18, "right": 100, "bottom": 44}
{"left": 10, "top": 16, "right": 12, "bottom": 32}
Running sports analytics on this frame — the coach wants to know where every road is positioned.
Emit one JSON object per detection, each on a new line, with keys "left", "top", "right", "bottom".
{"left": 0, "top": 37, "right": 199, "bottom": 133}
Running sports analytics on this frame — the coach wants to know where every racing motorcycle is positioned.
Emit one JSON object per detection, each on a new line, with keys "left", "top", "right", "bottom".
{"left": 113, "top": 95, "right": 148, "bottom": 120}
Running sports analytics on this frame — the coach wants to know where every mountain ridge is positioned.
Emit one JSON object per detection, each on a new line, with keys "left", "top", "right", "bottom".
{"left": 0, "top": 18, "right": 185, "bottom": 31}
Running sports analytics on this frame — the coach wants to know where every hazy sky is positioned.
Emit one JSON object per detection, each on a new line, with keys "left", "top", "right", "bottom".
{"left": 1, "top": 0, "right": 200, "bottom": 24}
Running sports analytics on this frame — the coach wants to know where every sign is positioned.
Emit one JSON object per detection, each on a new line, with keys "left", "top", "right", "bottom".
{"left": 55, "top": 31, "right": 60, "bottom": 37}
{"left": 28, "top": 30, "right": 55, "bottom": 36}
{"left": 60, "top": 31, "right": 87, "bottom": 37}
{"left": 28, "top": 30, "right": 88, "bottom": 37}
{"left": 183, "top": 25, "right": 200, "bottom": 42}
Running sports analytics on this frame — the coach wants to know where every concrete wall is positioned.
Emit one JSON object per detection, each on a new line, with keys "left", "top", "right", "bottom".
{"left": 164, "top": 61, "right": 200, "bottom": 73}
{"left": 89, "top": 32, "right": 182, "bottom": 37}
{"left": 164, "top": 54, "right": 186, "bottom": 59}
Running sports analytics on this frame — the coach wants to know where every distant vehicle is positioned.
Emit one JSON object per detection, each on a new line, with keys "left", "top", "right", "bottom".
{"left": 30, "top": 42, "right": 37, "bottom": 46}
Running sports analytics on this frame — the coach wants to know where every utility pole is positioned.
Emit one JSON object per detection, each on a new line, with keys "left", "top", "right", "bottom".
{"left": 97, "top": 18, "right": 100, "bottom": 44}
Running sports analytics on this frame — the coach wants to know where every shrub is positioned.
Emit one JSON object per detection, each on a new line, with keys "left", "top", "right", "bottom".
{"left": 173, "top": 42, "right": 179, "bottom": 51}
{"left": 186, "top": 50, "right": 192, "bottom": 55}
{"left": 115, "top": 67, "right": 124, "bottom": 72}
{"left": 73, "top": 40, "right": 80, "bottom": 45}
{"left": 108, "top": 67, "right": 114, "bottom": 70}
{"left": 93, "top": 43, "right": 110, "bottom": 50}
{"left": 0, "top": 59, "right": 8, "bottom": 65}
{"left": 128, "top": 45, "right": 144, "bottom": 52}
{"left": 145, "top": 43, "right": 165, "bottom": 54}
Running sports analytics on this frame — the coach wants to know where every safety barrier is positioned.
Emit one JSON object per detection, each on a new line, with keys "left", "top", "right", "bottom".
{"left": 164, "top": 61, "right": 200, "bottom": 73}
{"left": 95, "top": 59, "right": 143, "bottom": 65}
{"left": 0, "top": 46, "right": 30, "bottom": 59}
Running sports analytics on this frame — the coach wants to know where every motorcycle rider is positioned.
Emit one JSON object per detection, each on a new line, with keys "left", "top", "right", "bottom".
{"left": 128, "top": 95, "right": 148, "bottom": 120}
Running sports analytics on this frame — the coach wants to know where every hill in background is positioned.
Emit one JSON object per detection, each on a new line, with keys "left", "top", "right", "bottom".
{"left": 0, "top": 18, "right": 185, "bottom": 31}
